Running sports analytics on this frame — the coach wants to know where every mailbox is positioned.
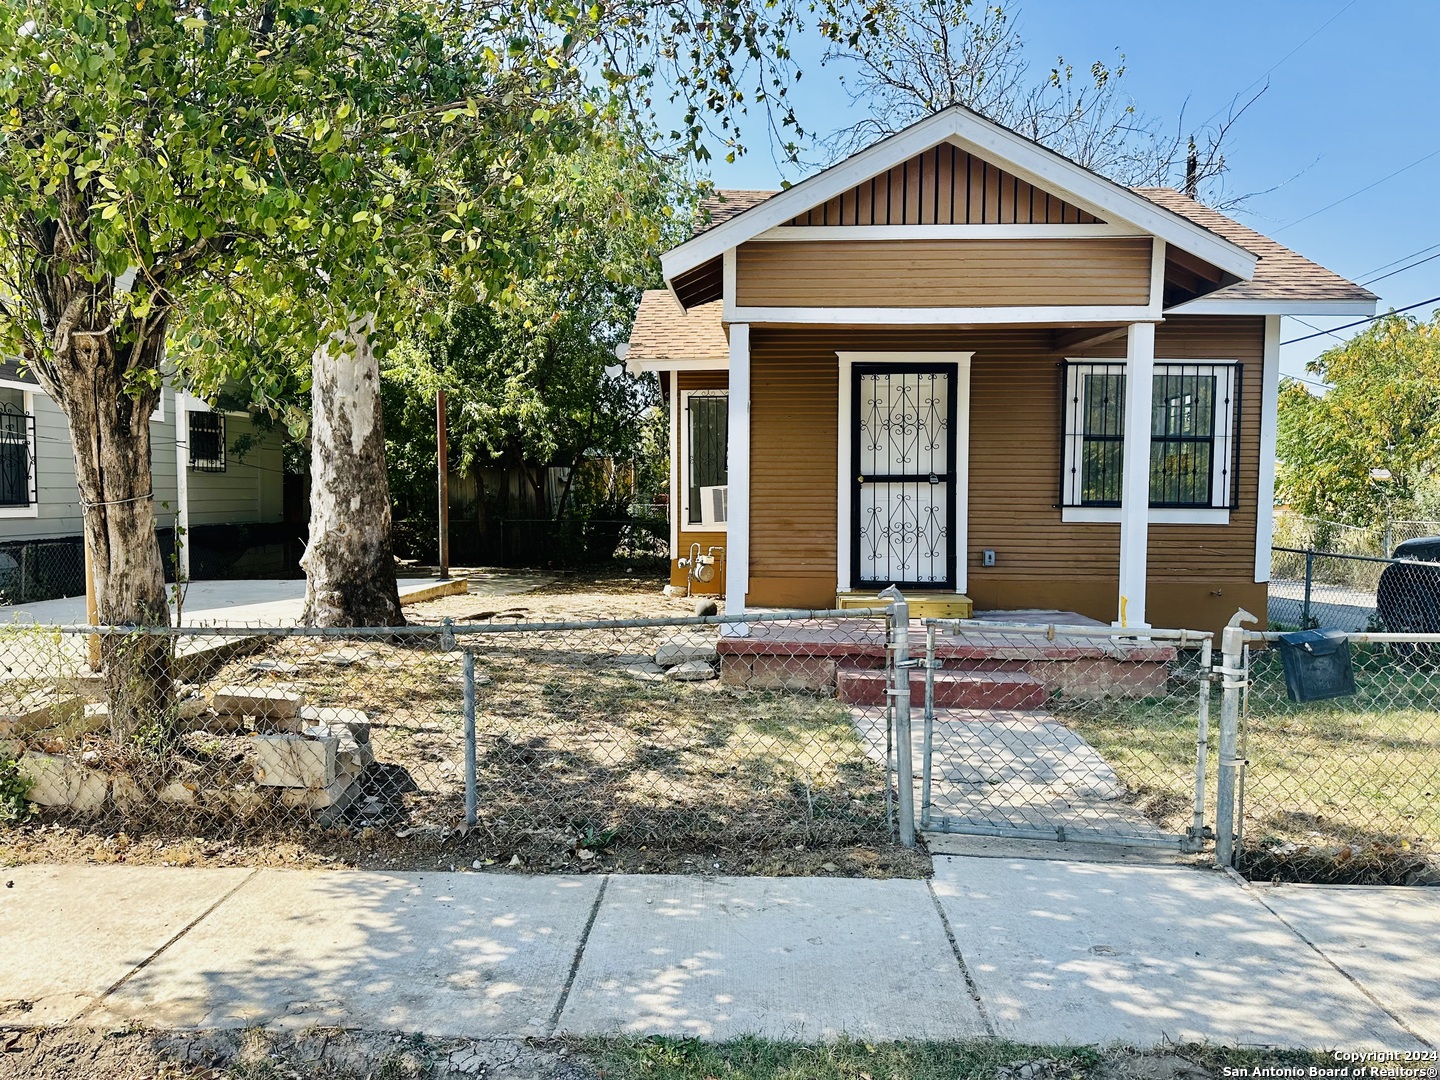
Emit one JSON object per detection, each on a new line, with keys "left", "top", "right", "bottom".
{"left": 1276, "top": 628, "right": 1356, "bottom": 703}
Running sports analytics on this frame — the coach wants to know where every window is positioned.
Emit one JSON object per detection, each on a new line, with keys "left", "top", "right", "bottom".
{"left": 683, "top": 390, "right": 728, "bottom": 527}
{"left": 0, "top": 387, "right": 37, "bottom": 512}
{"left": 1062, "top": 361, "right": 1238, "bottom": 512}
{"left": 188, "top": 410, "right": 226, "bottom": 472}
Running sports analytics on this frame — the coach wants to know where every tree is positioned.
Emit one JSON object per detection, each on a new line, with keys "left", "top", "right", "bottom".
{"left": 820, "top": 0, "right": 1259, "bottom": 206}
{"left": 1277, "top": 313, "right": 1440, "bottom": 525}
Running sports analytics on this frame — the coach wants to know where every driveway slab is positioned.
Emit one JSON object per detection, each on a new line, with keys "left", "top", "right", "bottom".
{"left": 88, "top": 869, "right": 600, "bottom": 1037}
{"left": 559, "top": 874, "right": 985, "bottom": 1040}
{"left": 0, "top": 864, "right": 253, "bottom": 1025}
{"left": 1258, "top": 884, "right": 1440, "bottom": 1046}
{"left": 931, "top": 855, "right": 1424, "bottom": 1049}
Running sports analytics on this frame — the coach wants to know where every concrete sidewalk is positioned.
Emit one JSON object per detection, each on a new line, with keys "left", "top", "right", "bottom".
{"left": 0, "top": 857, "right": 1435, "bottom": 1049}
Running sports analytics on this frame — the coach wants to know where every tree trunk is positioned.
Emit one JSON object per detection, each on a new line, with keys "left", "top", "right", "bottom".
{"left": 47, "top": 326, "right": 174, "bottom": 740}
{"left": 302, "top": 317, "right": 404, "bottom": 627}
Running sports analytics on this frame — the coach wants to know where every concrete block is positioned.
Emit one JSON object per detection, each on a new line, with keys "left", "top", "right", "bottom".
{"left": 721, "top": 654, "right": 836, "bottom": 691}
{"left": 665, "top": 659, "right": 717, "bottom": 682}
{"left": 211, "top": 685, "right": 302, "bottom": 721}
{"left": 253, "top": 734, "right": 338, "bottom": 789}
{"left": 20, "top": 752, "right": 110, "bottom": 812}
{"left": 279, "top": 760, "right": 364, "bottom": 812}
{"left": 178, "top": 695, "right": 209, "bottom": 721}
{"left": 297, "top": 706, "right": 371, "bottom": 744}
{"left": 655, "top": 633, "right": 718, "bottom": 668}
{"left": 301, "top": 723, "right": 374, "bottom": 769}
{"left": 0, "top": 693, "right": 85, "bottom": 738}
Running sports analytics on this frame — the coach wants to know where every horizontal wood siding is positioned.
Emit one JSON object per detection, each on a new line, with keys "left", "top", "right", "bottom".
{"left": 787, "top": 143, "right": 1102, "bottom": 227}
{"left": 734, "top": 238, "right": 1153, "bottom": 309}
{"left": 744, "top": 318, "right": 1267, "bottom": 633}
{"left": 671, "top": 370, "right": 729, "bottom": 594}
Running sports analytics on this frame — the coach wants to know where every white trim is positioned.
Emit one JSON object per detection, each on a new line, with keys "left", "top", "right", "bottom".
{"left": 1166, "top": 296, "right": 1377, "bottom": 316}
{"left": 754, "top": 223, "right": 1145, "bottom": 242}
{"left": 1117, "top": 324, "right": 1155, "bottom": 630}
{"left": 721, "top": 247, "right": 737, "bottom": 317}
{"left": 1255, "top": 315, "right": 1281, "bottom": 583}
{"left": 174, "top": 390, "right": 191, "bottom": 579}
{"left": 836, "top": 351, "right": 973, "bottom": 596}
{"left": 1149, "top": 238, "right": 1167, "bottom": 310}
{"left": 0, "top": 378, "right": 39, "bottom": 394}
{"left": 1063, "top": 508, "right": 1231, "bottom": 526}
{"left": 660, "top": 107, "right": 1257, "bottom": 284}
{"left": 724, "top": 325, "right": 750, "bottom": 619}
{"left": 678, "top": 388, "right": 729, "bottom": 535}
{"left": 0, "top": 386, "right": 39, "bottom": 519}
{"left": 668, "top": 384, "right": 680, "bottom": 556}
{"left": 626, "top": 357, "right": 730, "bottom": 375}
{"left": 150, "top": 387, "right": 165, "bottom": 422}
{"left": 729, "top": 304, "right": 1160, "bottom": 326}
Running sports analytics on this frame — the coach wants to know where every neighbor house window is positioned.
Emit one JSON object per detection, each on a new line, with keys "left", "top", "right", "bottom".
{"left": 0, "top": 387, "right": 37, "bottom": 511}
{"left": 188, "top": 410, "right": 227, "bottom": 472}
{"left": 1062, "top": 362, "right": 1238, "bottom": 510}
{"left": 683, "top": 390, "right": 728, "bottom": 527}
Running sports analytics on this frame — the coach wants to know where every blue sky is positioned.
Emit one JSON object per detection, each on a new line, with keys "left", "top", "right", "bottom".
{"left": 691, "top": 0, "right": 1440, "bottom": 385}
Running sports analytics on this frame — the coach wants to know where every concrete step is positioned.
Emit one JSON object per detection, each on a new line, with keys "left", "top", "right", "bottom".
{"left": 836, "top": 666, "right": 1048, "bottom": 709}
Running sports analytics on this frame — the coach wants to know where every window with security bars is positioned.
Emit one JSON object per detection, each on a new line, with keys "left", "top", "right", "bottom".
{"left": 685, "top": 390, "right": 728, "bottom": 526}
{"left": 1061, "top": 361, "right": 1239, "bottom": 510}
{"left": 0, "top": 389, "right": 37, "bottom": 508}
{"left": 188, "top": 411, "right": 226, "bottom": 473}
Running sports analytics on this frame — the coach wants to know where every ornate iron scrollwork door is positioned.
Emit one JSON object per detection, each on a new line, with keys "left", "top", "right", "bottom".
{"left": 852, "top": 365, "right": 957, "bottom": 589}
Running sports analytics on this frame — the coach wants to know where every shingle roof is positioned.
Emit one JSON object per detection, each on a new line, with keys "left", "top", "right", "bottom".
{"left": 626, "top": 291, "right": 728, "bottom": 362}
{"left": 1134, "top": 187, "right": 1376, "bottom": 304}
{"left": 689, "top": 187, "right": 1373, "bottom": 305}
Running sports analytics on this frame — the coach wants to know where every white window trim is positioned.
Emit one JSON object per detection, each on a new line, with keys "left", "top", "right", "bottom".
{"left": 151, "top": 387, "right": 165, "bottom": 422}
{"left": 679, "top": 388, "right": 728, "bottom": 533}
{"left": 836, "top": 351, "right": 973, "bottom": 595}
{"left": 0, "top": 385, "right": 39, "bottom": 519}
{"left": 1061, "top": 358, "right": 1238, "bottom": 525}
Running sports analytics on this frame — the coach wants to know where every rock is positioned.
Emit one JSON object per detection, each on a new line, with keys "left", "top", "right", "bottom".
{"left": 177, "top": 695, "right": 209, "bottom": 721}
{"left": 248, "top": 660, "right": 303, "bottom": 675}
{"left": 0, "top": 694, "right": 85, "bottom": 739}
{"left": 158, "top": 779, "right": 198, "bottom": 806}
{"left": 693, "top": 598, "right": 719, "bottom": 616}
{"left": 621, "top": 663, "right": 667, "bottom": 682}
{"left": 662, "top": 585, "right": 687, "bottom": 599}
{"left": 211, "top": 685, "right": 302, "bottom": 722}
{"left": 19, "top": 752, "right": 109, "bottom": 812}
{"left": 654, "top": 633, "right": 718, "bottom": 668}
{"left": 253, "top": 734, "right": 338, "bottom": 789}
{"left": 665, "top": 659, "right": 717, "bottom": 682}
{"left": 216, "top": 783, "right": 269, "bottom": 818}
{"left": 111, "top": 774, "right": 145, "bottom": 809}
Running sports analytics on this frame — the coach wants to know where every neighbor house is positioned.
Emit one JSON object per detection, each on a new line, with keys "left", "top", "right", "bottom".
{"left": 0, "top": 360, "right": 289, "bottom": 603}
{"left": 624, "top": 106, "right": 1376, "bottom": 635}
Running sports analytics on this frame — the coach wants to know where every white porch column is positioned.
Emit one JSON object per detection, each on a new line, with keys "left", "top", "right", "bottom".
{"left": 725, "top": 323, "right": 750, "bottom": 618}
{"left": 1116, "top": 322, "right": 1155, "bottom": 629}
{"left": 174, "top": 389, "right": 191, "bottom": 581}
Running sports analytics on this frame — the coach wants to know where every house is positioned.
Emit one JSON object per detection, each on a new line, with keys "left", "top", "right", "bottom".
{"left": 0, "top": 360, "right": 290, "bottom": 604}
{"left": 624, "top": 106, "right": 1376, "bottom": 635}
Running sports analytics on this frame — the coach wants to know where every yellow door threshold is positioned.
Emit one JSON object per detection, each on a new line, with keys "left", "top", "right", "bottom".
{"left": 836, "top": 592, "right": 974, "bottom": 618}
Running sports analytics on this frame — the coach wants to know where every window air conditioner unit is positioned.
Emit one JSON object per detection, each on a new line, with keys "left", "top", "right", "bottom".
{"left": 699, "top": 485, "right": 729, "bottom": 527}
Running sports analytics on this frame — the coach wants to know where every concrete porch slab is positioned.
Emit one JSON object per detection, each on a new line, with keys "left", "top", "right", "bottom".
{"left": 558, "top": 875, "right": 986, "bottom": 1040}
{"left": 87, "top": 869, "right": 601, "bottom": 1037}
{"left": 1256, "top": 884, "right": 1440, "bottom": 1046}
{"left": 931, "top": 856, "right": 1424, "bottom": 1049}
{"left": 0, "top": 864, "right": 254, "bottom": 1025}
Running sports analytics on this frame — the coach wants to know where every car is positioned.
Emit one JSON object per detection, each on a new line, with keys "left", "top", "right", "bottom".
{"left": 1376, "top": 536, "right": 1440, "bottom": 633}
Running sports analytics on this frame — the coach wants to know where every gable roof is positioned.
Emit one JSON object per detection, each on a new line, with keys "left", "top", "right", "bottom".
{"left": 662, "top": 105, "right": 1260, "bottom": 289}
{"left": 687, "top": 186, "right": 1372, "bottom": 312}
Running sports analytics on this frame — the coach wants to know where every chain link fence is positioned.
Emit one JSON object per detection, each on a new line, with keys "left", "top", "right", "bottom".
{"left": 1269, "top": 546, "right": 1440, "bottom": 633}
{"left": 1228, "top": 628, "right": 1440, "bottom": 885}
{"left": 915, "top": 619, "right": 1213, "bottom": 850}
{"left": 0, "top": 609, "right": 925, "bottom": 876}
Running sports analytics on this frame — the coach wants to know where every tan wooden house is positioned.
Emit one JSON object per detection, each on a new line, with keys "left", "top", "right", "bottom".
{"left": 624, "top": 106, "right": 1375, "bottom": 635}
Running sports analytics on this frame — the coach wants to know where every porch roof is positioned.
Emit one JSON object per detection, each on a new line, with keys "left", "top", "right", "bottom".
{"left": 625, "top": 294, "right": 728, "bottom": 368}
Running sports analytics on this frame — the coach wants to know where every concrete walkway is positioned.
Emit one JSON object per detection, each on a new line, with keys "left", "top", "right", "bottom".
{"left": 0, "top": 857, "right": 1435, "bottom": 1049}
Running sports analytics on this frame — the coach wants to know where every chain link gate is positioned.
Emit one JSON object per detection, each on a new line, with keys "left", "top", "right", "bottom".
{"left": 915, "top": 617, "right": 1215, "bottom": 851}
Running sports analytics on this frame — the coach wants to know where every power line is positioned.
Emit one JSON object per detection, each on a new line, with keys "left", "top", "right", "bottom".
{"left": 1275, "top": 147, "right": 1440, "bottom": 234}
{"left": 1281, "top": 293, "right": 1440, "bottom": 346}
{"left": 1361, "top": 249, "right": 1440, "bottom": 288}
{"left": 1355, "top": 240, "right": 1440, "bottom": 281}
{"left": 1197, "top": 0, "right": 1361, "bottom": 128}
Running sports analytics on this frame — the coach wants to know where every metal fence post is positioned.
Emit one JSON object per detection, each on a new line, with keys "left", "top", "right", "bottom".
{"left": 1303, "top": 549, "right": 1314, "bottom": 628}
{"left": 462, "top": 648, "right": 478, "bottom": 828}
{"left": 1188, "top": 634, "right": 1214, "bottom": 852}
{"left": 920, "top": 621, "right": 936, "bottom": 830}
{"left": 880, "top": 586, "right": 915, "bottom": 848}
{"left": 1215, "top": 609, "right": 1254, "bottom": 867}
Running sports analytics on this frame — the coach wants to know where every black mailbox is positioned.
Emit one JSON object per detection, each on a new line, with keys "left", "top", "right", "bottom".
{"left": 1276, "top": 628, "right": 1356, "bottom": 703}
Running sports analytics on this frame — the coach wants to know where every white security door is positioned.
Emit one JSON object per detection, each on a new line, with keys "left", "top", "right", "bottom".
{"left": 853, "top": 366, "right": 956, "bottom": 589}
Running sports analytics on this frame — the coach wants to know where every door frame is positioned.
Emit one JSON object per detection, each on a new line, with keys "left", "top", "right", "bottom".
{"left": 836, "top": 351, "right": 973, "bottom": 595}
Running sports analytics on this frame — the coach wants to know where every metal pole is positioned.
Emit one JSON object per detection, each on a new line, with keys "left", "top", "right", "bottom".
{"left": 1215, "top": 609, "right": 1254, "bottom": 867}
{"left": 437, "top": 389, "right": 450, "bottom": 580}
{"left": 1189, "top": 636, "right": 1213, "bottom": 851}
{"left": 1302, "top": 549, "right": 1314, "bottom": 627}
{"left": 82, "top": 529, "right": 100, "bottom": 670}
{"left": 921, "top": 622, "right": 936, "bottom": 830}
{"left": 880, "top": 585, "right": 915, "bottom": 848}
{"left": 463, "top": 648, "right": 477, "bottom": 828}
